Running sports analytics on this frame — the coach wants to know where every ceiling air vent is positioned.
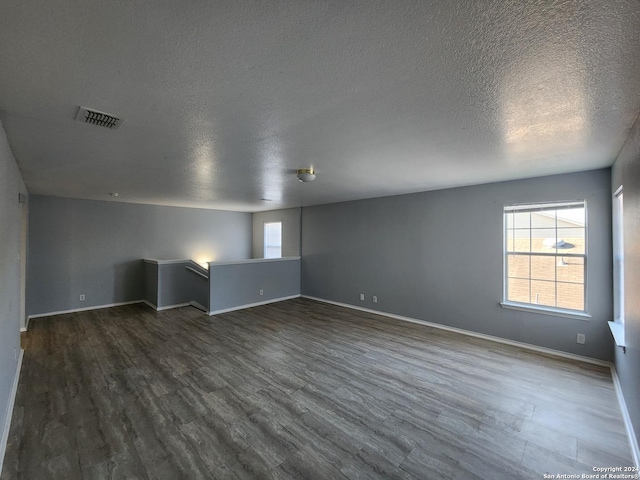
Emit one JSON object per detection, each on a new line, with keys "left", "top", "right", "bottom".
{"left": 75, "top": 106, "right": 123, "bottom": 130}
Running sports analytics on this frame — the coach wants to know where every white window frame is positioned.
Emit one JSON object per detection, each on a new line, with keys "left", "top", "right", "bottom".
{"left": 264, "top": 221, "right": 282, "bottom": 259}
{"left": 609, "top": 186, "right": 626, "bottom": 349}
{"left": 501, "top": 200, "right": 590, "bottom": 319}
{"left": 613, "top": 186, "right": 624, "bottom": 326}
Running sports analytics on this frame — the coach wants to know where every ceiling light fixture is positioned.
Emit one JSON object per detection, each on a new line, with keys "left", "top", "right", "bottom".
{"left": 296, "top": 168, "right": 316, "bottom": 183}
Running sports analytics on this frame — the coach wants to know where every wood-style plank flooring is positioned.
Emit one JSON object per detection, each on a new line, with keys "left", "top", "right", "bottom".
{"left": 2, "top": 298, "right": 633, "bottom": 479}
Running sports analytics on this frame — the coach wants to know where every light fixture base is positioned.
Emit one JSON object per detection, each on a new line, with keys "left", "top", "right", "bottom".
{"left": 296, "top": 168, "right": 316, "bottom": 182}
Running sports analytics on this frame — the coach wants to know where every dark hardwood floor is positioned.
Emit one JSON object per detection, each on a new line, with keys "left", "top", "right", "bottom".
{"left": 2, "top": 298, "right": 633, "bottom": 479}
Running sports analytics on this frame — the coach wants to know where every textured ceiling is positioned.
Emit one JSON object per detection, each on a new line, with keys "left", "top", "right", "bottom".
{"left": 1, "top": 0, "right": 639, "bottom": 212}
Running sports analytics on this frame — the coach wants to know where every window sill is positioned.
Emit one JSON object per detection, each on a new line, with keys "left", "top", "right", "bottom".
{"left": 607, "top": 321, "right": 626, "bottom": 352}
{"left": 500, "top": 302, "right": 591, "bottom": 321}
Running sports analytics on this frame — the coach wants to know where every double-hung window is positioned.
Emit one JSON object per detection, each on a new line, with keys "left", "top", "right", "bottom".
{"left": 264, "top": 221, "right": 282, "bottom": 259}
{"left": 503, "top": 201, "right": 587, "bottom": 315}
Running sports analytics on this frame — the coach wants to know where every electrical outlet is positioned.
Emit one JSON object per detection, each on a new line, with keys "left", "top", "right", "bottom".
{"left": 360, "top": 293, "right": 365, "bottom": 301}
{"left": 259, "top": 289, "right": 264, "bottom": 296}
{"left": 577, "top": 333, "right": 586, "bottom": 345}
{"left": 373, "top": 296, "right": 378, "bottom": 303}
{"left": 80, "top": 294, "right": 85, "bottom": 301}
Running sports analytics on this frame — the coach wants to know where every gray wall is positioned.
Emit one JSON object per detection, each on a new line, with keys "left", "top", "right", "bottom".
{"left": 612, "top": 115, "right": 640, "bottom": 449}
{"left": 209, "top": 258, "right": 300, "bottom": 313}
{"left": 27, "top": 196, "right": 251, "bottom": 316}
{"left": 158, "top": 263, "right": 193, "bottom": 308}
{"left": 157, "top": 262, "right": 209, "bottom": 310}
{"left": 142, "top": 261, "right": 158, "bottom": 307}
{"left": 302, "top": 169, "right": 613, "bottom": 360}
{"left": 181, "top": 265, "right": 209, "bottom": 311}
{"left": 252, "top": 208, "right": 301, "bottom": 258}
{"left": 0, "top": 120, "right": 27, "bottom": 454}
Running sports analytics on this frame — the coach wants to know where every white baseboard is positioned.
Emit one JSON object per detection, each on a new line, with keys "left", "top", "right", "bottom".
{"left": 141, "top": 300, "right": 158, "bottom": 310}
{"left": 27, "top": 299, "right": 207, "bottom": 320}
{"left": 21, "top": 316, "right": 30, "bottom": 332}
{"left": 189, "top": 301, "right": 208, "bottom": 313}
{"left": 209, "top": 295, "right": 301, "bottom": 316}
{"left": 156, "top": 302, "right": 190, "bottom": 311}
{"left": 26, "top": 300, "right": 144, "bottom": 325}
{"left": 143, "top": 300, "right": 208, "bottom": 314}
{"left": 301, "top": 295, "right": 611, "bottom": 368}
{"left": 0, "top": 349, "right": 23, "bottom": 476}
{"left": 610, "top": 365, "right": 640, "bottom": 468}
